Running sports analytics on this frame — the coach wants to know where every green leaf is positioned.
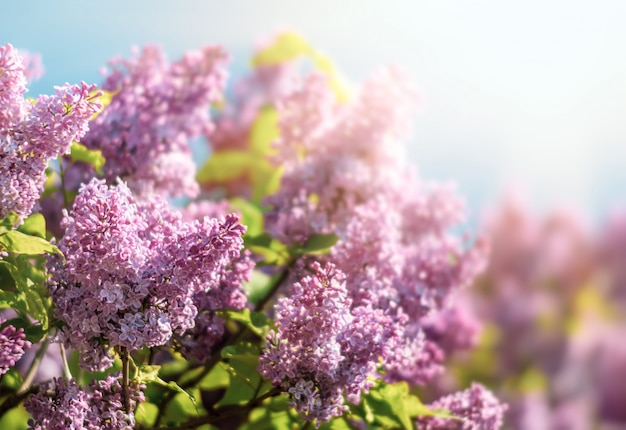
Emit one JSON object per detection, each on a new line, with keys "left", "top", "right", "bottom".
{"left": 135, "top": 402, "right": 159, "bottom": 427}
{"left": 252, "top": 32, "right": 350, "bottom": 103}
{"left": 0, "top": 212, "right": 20, "bottom": 234}
{"left": 243, "top": 270, "right": 271, "bottom": 306}
{"left": 244, "top": 233, "right": 288, "bottom": 265}
{"left": 135, "top": 364, "right": 199, "bottom": 415}
{"left": 250, "top": 159, "right": 283, "bottom": 203}
{"left": 252, "top": 32, "right": 314, "bottom": 67}
{"left": 0, "top": 291, "right": 25, "bottom": 311}
{"left": 242, "top": 395, "right": 297, "bottom": 430}
{"left": 217, "top": 343, "right": 270, "bottom": 407}
{"left": 358, "top": 381, "right": 440, "bottom": 429}
{"left": 196, "top": 150, "right": 255, "bottom": 183}
{"left": 1, "top": 367, "right": 24, "bottom": 391}
{"left": 248, "top": 106, "right": 280, "bottom": 155}
{"left": 292, "top": 233, "right": 339, "bottom": 255}
{"left": 0, "top": 403, "right": 30, "bottom": 430}
{"left": 17, "top": 213, "right": 46, "bottom": 238}
{"left": 221, "top": 308, "right": 271, "bottom": 337}
{"left": 69, "top": 142, "right": 106, "bottom": 173}
{"left": 163, "top": 389, "right": 204, "bottom": 425}
{"left": 0, "top": 261, "right": 49, "bottom": 330}
{"left": 0, "top": 230, "right": 61, "bottom": 256}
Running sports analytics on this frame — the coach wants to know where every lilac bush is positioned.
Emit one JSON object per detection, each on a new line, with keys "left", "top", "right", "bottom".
{"left": 0, "top": 34, "right": 511, "bottom": 429}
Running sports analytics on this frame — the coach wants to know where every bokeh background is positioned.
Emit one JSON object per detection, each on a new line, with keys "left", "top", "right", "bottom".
{"left": 3, "top": 0, "right": 626, "bottom": 224}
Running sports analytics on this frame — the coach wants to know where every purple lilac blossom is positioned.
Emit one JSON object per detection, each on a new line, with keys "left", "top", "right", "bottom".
{"left": 0, "top": 43, "right": 102, "bottom": 221}
{"left": 259, "top": 66, "right": 488, "bottom": 423}
{"left": 0, "top": 319, "right": 31, "bottom": 376}
{"left": 417, "top": 383, "right": 508, "bottom": 430}
{"left": 24, "top": 373, "right": 144, "bottom": 430}
{"left": 81, "top": 44, "right": 228, "bottom": 199}
{"left": 49, "top": 178, "right": 247, "bottom": 371}
{"left": 258, "top": 262, "right": 397, "bottom": 426}
{"left": 174, "top": 199, "right": 254, "bottom": 361}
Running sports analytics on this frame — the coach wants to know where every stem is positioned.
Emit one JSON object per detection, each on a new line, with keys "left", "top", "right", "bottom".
{"left": 58, "top": 342, "right": 72, "bottom": 380}
{"left": 301, "top": 421, "right": 313, "bottom": 430}
{"left": 121, "top": 348, "right": 131, "bottom": 414}
{"left": 18, "top": 335, "right": 50, "bottom": 395}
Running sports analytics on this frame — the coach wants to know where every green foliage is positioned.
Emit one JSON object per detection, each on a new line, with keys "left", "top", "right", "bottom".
{"left": 221, "top": 308, "right": 272, "bottom": 338}
{"left": 354, "top": 381, "right": 434, "bottom": 429}
{"left": 217, "top": 342, "right": 272, "bottom": 407}
{"left": 69, "top": 142, "right": 106, "bottom": 174}
{"left": 135, "top": 401, "right": 159, "bottom": 427}
{"left": 252, "top": 31, "right": 350, "bottom": 103}
{"left": 0, "top": 404, "right": 30, "bottom": 430}
{"left": 242, "top": 395, "right": 299, "bottom": 430}
{"left": 244, "top": 233, "right": 289, "bottom": 266}
{"left": 0, "top": 259, "right": 49, "bottom": 331}
{"left": 292, "top": 233, "right": 339, "bottom": 256}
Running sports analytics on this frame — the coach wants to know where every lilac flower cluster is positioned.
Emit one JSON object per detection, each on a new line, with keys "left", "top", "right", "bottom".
{"left": 417, "top": 383, "right": 507, "bottom": 430}
{"left": 49, "top": 178, "right": 247, "bottom": 370}
{"left": 256, "top": 64, "right": 487, "bottom": 424}
{"left": 24, "top": 373, "right": 144, "bottom": 430}
{"left": 258, "top": 262, "right": 396, "bottom": 425}
{"left": 427, "top": 194, "right": 626, "bottom": 429}
{"left": 175, "top": 200, "right": 254, "bottom": 361}
{"left": 0, "top": 43, "right": 102, "bottom": 221}
{"left": 81, "top": 44, "right": 228, "bottom": 199}
{"left": 0, "top": 319, "right": 31, "bottom": 376}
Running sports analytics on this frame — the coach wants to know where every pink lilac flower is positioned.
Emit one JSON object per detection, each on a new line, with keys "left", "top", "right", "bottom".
{"left": 417, "top": 383, "right": 507, "bottom": 430}
{"left": 49, "top": 178, "right": 247, "bottom": 371}
{"left": 24, "top": 373, "right": 144, "bottom": 430}
{"left": 174, "top": 199, "right": 254, "bottom": 362}
{"left": 0, "top": 43, "right": 102, "bottom": 221}
{"left": 258, "top": 262, "right": 397, "bottom": 426}
{"left": 0, "top": 319, "right": 31, "bottom": 375}
{"left": 259, "top": 66, "right": 488, "bottom": 422}
{"left": 81, "top": 44, "right": 228, "bottom": 199}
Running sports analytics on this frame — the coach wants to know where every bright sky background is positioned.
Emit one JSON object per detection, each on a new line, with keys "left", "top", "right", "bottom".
{"left": 3, "top": 0, "right": 626, "bottom": 224}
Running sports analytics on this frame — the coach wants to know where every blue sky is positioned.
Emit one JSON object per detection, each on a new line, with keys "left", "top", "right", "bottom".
{"left": 3, "top": 0, "right": 626, "bottom": 224}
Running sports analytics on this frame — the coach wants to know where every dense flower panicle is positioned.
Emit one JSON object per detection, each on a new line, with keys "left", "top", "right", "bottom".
{"left": 49, "top": 178, "right": 247, "bottom": 371}
{"left": 432, "top": 194, "right": 626, "bottom": 429}
{"left": 0, "top": 43, "right": 102, "bottom": 220}
{"left": 259, "top": 262, "right": 397, "bottom": 425}
{"left": 24, "top": 373, "right": 144, "bottom": 430}
{"left": 262, "top": 67, "right": 487, "bottom": 401}
{"left": 82, "top": 44, "right": 228, "bottom": 199}
{"left": 418, "top": 383, "right": 508, "bottom": 430}
{"left": 0, "top": 44, "right": 28, "bottom": 130}
{"left": 173, "top": 199, "right": 253, "bottom": 361}
{"left": 0, "top": 319, "right": 32, "bottom": 375}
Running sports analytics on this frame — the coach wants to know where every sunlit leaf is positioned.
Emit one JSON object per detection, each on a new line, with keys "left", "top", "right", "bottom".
{"left": 0, "top": 230, "right": 61, "bottom": 256}
{"left": 69, "top": 141, "right": 106, "bottom": 173}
